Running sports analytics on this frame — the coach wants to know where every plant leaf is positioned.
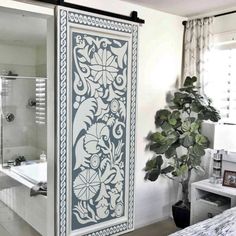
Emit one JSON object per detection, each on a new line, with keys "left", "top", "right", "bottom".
{"left": 150, "top": 132, "right": 166, "bottom": 145}
{"left": 181, "top": 120, "right": 191, "bottom": 132}
{"left": 155, "top": 109, "right": 171, "bottom": 127}
{"left": 144, "top": 156, "right": 163, "bottom": 181}
{"left": 193, "top": 144, "right": 205, "bottom": 157}
{"left": 195, "top": 134, "right": 209, "bottom": 147}
{"left": 149, "top": 143, "right": 169, "bottom": 154}
{"left": 161, "top": 121, "right": 173, "bottom": 131}
{"left": 182, "top": 134, "right": 194, "bottom": 148}
{"left": 176, "top": 164, "right": 188, "bottom": 176}
{"left": 168, "top": 118, "right": 177, "bottom": 126}
{"left": 165, "top": 145, "right": 177, "bottom": 158}
{"left": 161, "top": 166, "right": 174, "bottom": 174}
{"left": 190, "top": 122, "right": 200, "bottom": 132}
{"left": 183, "top": 76, "right": 197, "bottom": 87}
{"left": 145, "top": 168, "right": 161, "bottom": 181}
{"left": 144, "top": 155, "right": 163, "bottom": 171}
{"left": 144, "top": 158, "right": 157, "bottom": 171}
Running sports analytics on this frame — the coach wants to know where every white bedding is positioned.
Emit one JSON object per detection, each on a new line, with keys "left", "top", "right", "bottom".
{"left": 169, "top": 207, "right": 236, "bottom": 236}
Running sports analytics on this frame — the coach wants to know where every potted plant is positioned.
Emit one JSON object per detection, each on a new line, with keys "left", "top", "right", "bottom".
{"left": 144, "top": 76, "right": 220, "bottom": 228}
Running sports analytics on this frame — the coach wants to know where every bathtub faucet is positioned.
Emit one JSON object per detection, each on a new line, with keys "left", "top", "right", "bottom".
{"left": 15, "top": 156, "right": 26, "bottom": 166}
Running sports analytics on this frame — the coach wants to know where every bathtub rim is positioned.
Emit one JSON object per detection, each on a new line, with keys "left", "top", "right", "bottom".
{"left": 0, "top": 164, "right": 47, "bottom": 194}
{"left": 11, "top": 162, "right": 47, "bottom": 185}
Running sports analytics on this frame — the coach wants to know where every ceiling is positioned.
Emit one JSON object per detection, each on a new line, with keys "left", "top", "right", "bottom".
{"left": 0, "top": 10, "right": 46, "bottom": 47}
{"left": 0, "top": 0, "right": 236, "bottom": 46}
{"left": 121, "top": 0, "right": 236, "bottom": 17}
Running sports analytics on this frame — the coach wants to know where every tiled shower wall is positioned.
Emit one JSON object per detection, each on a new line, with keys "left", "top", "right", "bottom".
{"left": 0, "top": 43, "right": 47, "bottom": 163}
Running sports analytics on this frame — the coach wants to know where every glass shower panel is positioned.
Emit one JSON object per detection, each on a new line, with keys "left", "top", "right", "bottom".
{"left": 0, "top": 76, "right": 47, "bottom": 167}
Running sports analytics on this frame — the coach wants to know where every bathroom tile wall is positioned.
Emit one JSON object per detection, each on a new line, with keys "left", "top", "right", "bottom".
{"left": 0, "top": 44, "right": 36, "bottom": 77}
{"left": 0, "top": 42, "right": 47, "bottom": 163}
{"left": 35, "top": 45, "right": 47, "bottom": 78}
{"left": 2, "top": 79, "right": 39, "bottom": 161}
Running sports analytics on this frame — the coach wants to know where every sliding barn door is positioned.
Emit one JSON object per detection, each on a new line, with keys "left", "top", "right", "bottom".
{"left": 56, "top": 6, "right": 138, "bottom": 236}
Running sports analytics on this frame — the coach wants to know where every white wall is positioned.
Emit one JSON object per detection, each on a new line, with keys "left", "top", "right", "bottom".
{"left": 134, "top": 8, "right": 184, "bottom": 228}
{"left": 67, "top": 0, "right": 185, "bottom": 228}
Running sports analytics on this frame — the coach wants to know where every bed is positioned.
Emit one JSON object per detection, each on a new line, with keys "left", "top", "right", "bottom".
{"left": 169, "top": 207, "right": 236, "bottom": 236}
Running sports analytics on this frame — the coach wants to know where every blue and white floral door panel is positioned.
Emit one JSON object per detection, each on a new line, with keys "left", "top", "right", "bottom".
{"left": 57, "top": 6, "right": 138, "bottom": 236}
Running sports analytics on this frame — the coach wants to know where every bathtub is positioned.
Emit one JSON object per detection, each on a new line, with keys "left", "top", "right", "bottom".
{"left": 0, "top": 162, "right": 47, "bottom": 236}
{"left": 11, "top": 162, "right": 47, "bottom": 185}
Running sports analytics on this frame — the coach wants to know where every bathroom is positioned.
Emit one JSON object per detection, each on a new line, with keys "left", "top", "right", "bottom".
{"left": 0, "top": 4, "right": 54, "bottom": 236}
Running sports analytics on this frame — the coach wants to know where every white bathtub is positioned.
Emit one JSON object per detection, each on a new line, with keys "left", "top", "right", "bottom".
{"left": 0, "top": 163, "right": 47, "bottom": 236}
{"left": 11, "top": 162, "right": 47, "bottom": 184}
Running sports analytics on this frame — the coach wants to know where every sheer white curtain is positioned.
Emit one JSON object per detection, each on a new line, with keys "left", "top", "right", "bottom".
{"left": 183, "top": 17, "right": 214, "bottom": 178}
{"left": 183, "top": 17, "right": 214, "bottom": 93}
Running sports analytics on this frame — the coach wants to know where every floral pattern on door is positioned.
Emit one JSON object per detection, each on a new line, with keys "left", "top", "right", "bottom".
{"left": 72, "top": 32, "right": 128, "bottom": 230}
{"left": 57, "top": 7, "right": 138, "bottom": 236}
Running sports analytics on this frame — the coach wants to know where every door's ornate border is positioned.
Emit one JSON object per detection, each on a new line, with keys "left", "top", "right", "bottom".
{"left": 57, "top": 7, "right": 138, "bottom": 236}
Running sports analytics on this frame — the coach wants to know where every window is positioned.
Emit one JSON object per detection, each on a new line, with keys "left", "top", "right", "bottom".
{"left": 205, "top": 48, "right": 236, "bottom": 123}
{"left": 35, "top": 78, "right": 47, "bottom": 125}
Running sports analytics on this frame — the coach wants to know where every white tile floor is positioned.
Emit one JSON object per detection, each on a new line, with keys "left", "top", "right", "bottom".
{"left": 0, "top": 201, "right": 40, "bottom": 236}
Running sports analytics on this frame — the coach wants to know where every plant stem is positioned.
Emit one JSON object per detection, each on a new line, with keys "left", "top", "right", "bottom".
{"left": 164, "top": 174, "right": 180, "bottom": 183}
{"left": 181, "top": 169, "right": 191, "bottom": 207}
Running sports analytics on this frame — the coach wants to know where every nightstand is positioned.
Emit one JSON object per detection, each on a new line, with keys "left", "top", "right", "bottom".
{"left": 190, "top": 179, "right": 236, "bottom": 225}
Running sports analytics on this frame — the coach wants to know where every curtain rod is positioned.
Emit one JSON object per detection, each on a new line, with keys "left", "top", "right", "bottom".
{"left": 36, "top": 0, "right": 145, "bottom": 24}
{"left": 182, "top": 10, "right": 236, "bottom": 25}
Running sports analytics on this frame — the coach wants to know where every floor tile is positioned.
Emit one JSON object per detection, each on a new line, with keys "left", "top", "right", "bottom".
{"left": 0, "top": 224, "right": 11, "bottom": 236}
{"left": 0, "top": 199, "right": 179, "bottom": 236}
{"left": 1, "top": 219, "right": 41, "bottom": 236}
{"left": 0, "top": 201, "right": 6, "bottom": 208}
{"left": 0, "top": 201, "right": 40, "bottom": 236}
{"left": 0, "top": 209, "right": 21, "bottom": 222}
{"left": 125, "top": 218, "right": 179, "bottom": 236}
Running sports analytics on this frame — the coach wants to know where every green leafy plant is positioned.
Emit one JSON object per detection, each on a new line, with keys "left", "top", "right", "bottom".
{"left": 144, "top": 76, "right": 220, "bottom": 207}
